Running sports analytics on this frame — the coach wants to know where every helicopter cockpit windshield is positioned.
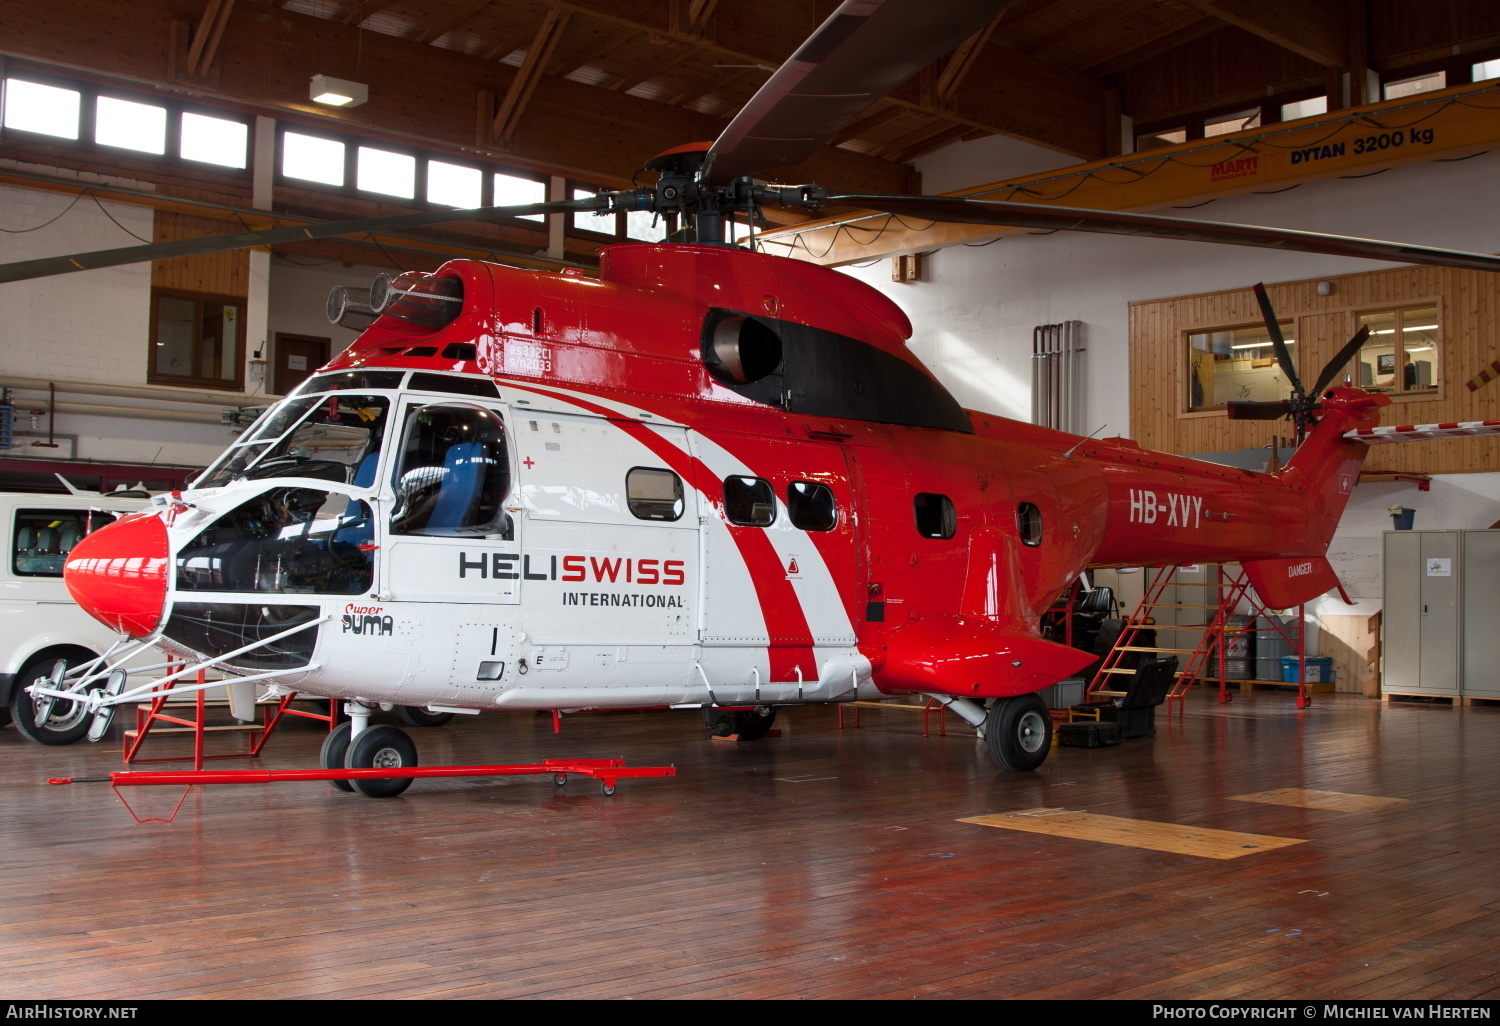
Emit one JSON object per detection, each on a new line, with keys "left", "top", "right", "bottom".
{"left": 196, "top": 393, "right": 390, "bottom": 491}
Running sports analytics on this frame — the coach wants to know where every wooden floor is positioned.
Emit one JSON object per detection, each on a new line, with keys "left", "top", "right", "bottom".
{"left": 3, "top": 690, "right": 1500, "bottom": 1000}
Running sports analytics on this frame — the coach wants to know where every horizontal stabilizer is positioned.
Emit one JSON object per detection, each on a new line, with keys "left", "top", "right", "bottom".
{"left": 1242, "top": 555, "right": 1344, "bottom": 609}
{"left": 877, "top": 616, "right": 1097, "bottom": 698}
{"left": 1345, "top": 420, "right": 1500, "bottom": 444}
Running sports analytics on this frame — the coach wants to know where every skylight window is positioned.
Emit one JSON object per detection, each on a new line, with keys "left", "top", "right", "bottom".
{"left": 1473, "top": 59, "right": 1500, "bottom": 83}
{"left": 427, "top": 160, "right": 481, "bottom": 208}
{"left": 494, "top": 172, "right": 545, "bottom": 221}
{"left": 181, "top": 112, "right": 247, "bottom": 168}
{"left": 95, "top": 96, "right": 167, "bottom": 155}
{"left": 357, "top": 146, "right": 415, "bottom": 199}
{"left": 2, "top": 79, "right": 80, "bottom": 139}
{"left": 283, "top": 132, "right": 346, "bottom": 186}
{"left": 1384, "top": 71, "right": 1446, "bottom": 100}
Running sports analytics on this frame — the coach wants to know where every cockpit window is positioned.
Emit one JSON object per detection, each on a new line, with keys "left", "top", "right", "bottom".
{"left": 288, "top": 370, "right": 406, "bottom": 396}
{"left": 176, "top": 487, "right": 374, "bottom": 594}
{"left": 390, "top": 403, "right": 512, "bottom": 537}
{"left": 197, "top": 394, "right": 389, "bottom": 490}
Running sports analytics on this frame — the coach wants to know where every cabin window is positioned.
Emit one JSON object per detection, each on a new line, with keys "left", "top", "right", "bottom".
{"left": 175, "top": 490, "right": 374, "bottom": 594}
{"left": 1345, "top": 306, "right": 1439, "bottom": 395}
{"left": 1017, "top": 503, "right": 1043, "bottom": 547}
{"left": 13, "top": 509, "right": 117, "bottom": 577}
{"left": 390, "top": 404, "right": 511, "bottom": 537}
{"left": 627, "top": 467, "right": 685, "bottom": 522}
{"left": 1186, "top": 318, "right": 1294, "bottom": 412}
{"left": 914, "top": 493, "right": 956, "bottom": 540}
{"left": 724, "top": 476, "right": 776, "bottom": 527}
{"left": 787, "top": 481, "right": 837, "bottom": 532}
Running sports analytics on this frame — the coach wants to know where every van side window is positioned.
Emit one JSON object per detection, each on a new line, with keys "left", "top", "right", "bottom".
{"left": 724, "top": 476, "right": 776, "bottom": 527}
{"left": 1017, "top": 502, "right": 1043, "bottom": 546}
{"left": 914, "top": 493, "right": 956, "bottom": 539}
{"left": 787, "top": 481, "right": 837, "bottom": 532}
{"left": 13, "top": 509, "right": 117, "bottom": 577}
{"left": 390, "top": 403, "right": 511, "bottom": 537}
{"left": 627, "top": 467, "right": 685, "bottom": 521}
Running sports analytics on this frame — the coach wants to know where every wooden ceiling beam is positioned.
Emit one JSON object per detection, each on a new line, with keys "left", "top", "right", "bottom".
{"left": 551, "top": 28, "right": 637, "bottom": 78}
{"left": 666, "top": 64, "right": 756, "bottom": 108}
{"left": 493, "top": 9, "right": 572, "bottom": 144}
{"left": 827, "top": 104, "right": 904, "bottom": 148}
{"left": 1023, "top": 0, "right": 1155, "bottom": 56}
{"left": 612, "top": 42, "right": 699, "bottom": 93}
{"left": 1190, "top": 0, "right": 1345, "bottom": 68}
{"left": 1082, "top": 12, "right": 1221, "bottom": 76}
{"left": 416, "top": 0, "right": 496, "bottom": 45}
{"left": 185, "top": 0, "right": 229, "bottom": 78}
{"left": 343, "top": 0, "right": 401, "bottom": 27}
{"left": 935, "top": 14, "right": 1003, "bottom": 102}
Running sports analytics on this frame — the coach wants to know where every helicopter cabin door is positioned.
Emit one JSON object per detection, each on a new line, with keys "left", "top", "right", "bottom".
{"left": 509, "top": 411, "right": 698, "bottom": 658}
{"left": 380, "top": 399, "right": 521, "bottom": 605}
{"left": 690, "top": 432, "right": 862, "bottom": 687}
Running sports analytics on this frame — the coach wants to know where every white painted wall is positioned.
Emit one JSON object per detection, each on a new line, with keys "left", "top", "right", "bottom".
{"left": 840, "top": 140, "right": 1500, "bottom": 614}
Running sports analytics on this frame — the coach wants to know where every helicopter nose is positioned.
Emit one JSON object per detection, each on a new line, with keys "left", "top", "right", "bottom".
{"left": 63, "top": 512, "right": 170, "bottom": 638}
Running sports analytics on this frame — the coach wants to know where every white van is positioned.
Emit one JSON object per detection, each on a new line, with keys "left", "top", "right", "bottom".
{"left": 0, "top": 490, "right": 154, "bottom": 744}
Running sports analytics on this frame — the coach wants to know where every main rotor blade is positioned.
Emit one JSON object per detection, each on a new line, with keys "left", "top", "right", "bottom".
{"left": 1252, "top": 282, "right": 1302, "bottom": 394}
{"left": 703, "top": 0, "right": 1017, "bottom": 185}
{"left": 0, "top": 201, "right": 590, "bottom": 284}
{"left": 1311, "top": 325, "right": 1372, "bottom": 396}
{"left": 824, "top": 195, "right": 1500, "bottom": 274}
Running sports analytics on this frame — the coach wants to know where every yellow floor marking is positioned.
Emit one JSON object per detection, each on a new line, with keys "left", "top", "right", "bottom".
{"left": 1227, "top": 788, "right": 1408, "bottom": 812}
{"left": 958, "top": 808, "right": 1307, "bottom": 859}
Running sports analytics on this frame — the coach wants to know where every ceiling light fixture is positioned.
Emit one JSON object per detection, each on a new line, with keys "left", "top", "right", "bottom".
{"left": 310, "top": 74, "right": 368, "bottom": 108}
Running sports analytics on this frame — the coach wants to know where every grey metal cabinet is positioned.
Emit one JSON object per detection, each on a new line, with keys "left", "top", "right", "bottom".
{"left": 1383, "top": 529, "right": 1500, "bottom": 696}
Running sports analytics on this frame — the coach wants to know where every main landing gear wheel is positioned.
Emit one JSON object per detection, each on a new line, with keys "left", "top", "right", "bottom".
{"left": 395, "top": 705, "right": 455, "bottom": 728}
{"left": 319, "top": 721, "right": 356, "bottom": 793}
{"left": 10, "top": 655, "right": 100, "bottom": 746}
{"left": 345, "top": 724, "right": 418, "bottom": 798}
{"left": 702, "top": 707, "right": 778, "bottom": 740}
{"left": 984, "top": 694, "right": 1052, "bottom": 772}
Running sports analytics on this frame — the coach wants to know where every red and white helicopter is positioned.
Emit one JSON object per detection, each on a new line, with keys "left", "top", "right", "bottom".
{"left": 7, "top": 0, "right": 1500, "bottom": 794}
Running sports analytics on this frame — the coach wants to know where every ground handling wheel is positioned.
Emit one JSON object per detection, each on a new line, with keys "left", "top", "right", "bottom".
{"left": 345, "top": 724, "right": 418, "bottom": 798}
{"left": 983, "top": 694, "right": 1052, "bottom": 772}
{"left": 10, "top": 655, "right": 101, "bottom": 746}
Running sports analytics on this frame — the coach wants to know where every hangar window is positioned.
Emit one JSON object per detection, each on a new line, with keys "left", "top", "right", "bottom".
{"left": 428, "top": 161, "right": 482, "bottom": 208}
{"left": 181, "top": 112, "right": 248, "bottom": 168}
{"left": 283, "top": 131, "right": 346, "bottom": 187}
{"left": 149, "top": 289, "right": 246, "bottom": 391}
{"left": 2, "top": 79, "right": 80, "bottom": 140}
{"left": 627, "top": 467, "right": 685, "bottom": 522}
{"left": 357, "top": 146, "right": 416, "bottom": 199}
{"left": 1344, "top": 306, "right": 1440, "bottom": 395}
{"left": 1186, "top": 319, "right": 1295, "bottom": 412}
{"left": 495, "top": 172, "right": 546, "bottom": 221}
{"left": 787, "top": 481, "right": 837, "bottom": 532}
{"left": 13, "top": 509, "right": 117, "bottom": 577}
{"left": 914, "top": 493, "right": 956, "bottom": 540}
{"left": 95, "top": 96, "right": 167, "bottom": 155}
{"left": 724, "top": 476, "right": 776, "bottom": 527}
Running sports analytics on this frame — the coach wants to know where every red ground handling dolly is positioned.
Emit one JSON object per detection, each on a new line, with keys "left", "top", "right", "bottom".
{"left": 49, "top": 758, "right": 677, "bottom": 822}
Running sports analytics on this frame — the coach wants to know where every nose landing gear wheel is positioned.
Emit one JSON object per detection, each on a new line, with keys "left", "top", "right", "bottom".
{"left": 319, "top": 721, "right": 356, "bottom": 793}
{"left": 11, "top": 655, "right": 101, "bottom": 746}
{"left": 984, "top": 694, "right": 1052, "bottom": 772}
{"left": 345, "top": 724, "right": 418, "bottom": 798}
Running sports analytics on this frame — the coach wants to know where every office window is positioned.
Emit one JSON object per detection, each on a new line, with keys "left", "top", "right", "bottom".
{"left": 95, "top": 96, "right": 167, "bottom": 154}
{"left": 1346, "top": 306, "right": 1439, "bottom": 395}
{"left": 1187, "top": 320, "right": 1295, "bottom": 411}
{"left": 283, "top": 131, "right": 346, "bottom": 186}
{"left": 149, "top": 289, "right": 245, "bottom": 390}
{"left": 2, "top": 79, "right": 80, "bottom": 139}
{"left": 428, "top": 160, "right": 482, "bottom": 208}
{"left": 495, "top": 172, "right": 545, "bottom": 221}
{"left": 181, "top": 112, "right": 248, "bottom": 168}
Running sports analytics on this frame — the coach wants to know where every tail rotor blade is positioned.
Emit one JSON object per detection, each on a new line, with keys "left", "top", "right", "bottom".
{"left": 1251, "top": 282, "right": 1302, "bottom": 395}
{"left": 1310, "top": 325, "right": 1372, "bottom": 397}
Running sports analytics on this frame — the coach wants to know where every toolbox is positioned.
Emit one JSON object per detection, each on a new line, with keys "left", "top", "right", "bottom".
{"left": 1056, "top": 721, "right": 1122, "bottom": 748}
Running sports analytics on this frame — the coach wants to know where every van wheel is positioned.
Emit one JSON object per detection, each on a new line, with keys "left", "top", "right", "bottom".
{"left": 10, "top": 654, "right": 99, "bottom": 746}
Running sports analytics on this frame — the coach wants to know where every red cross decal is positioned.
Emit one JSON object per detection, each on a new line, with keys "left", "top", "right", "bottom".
{"left": 522, "top": 457, "right": 536, "bottom": 469}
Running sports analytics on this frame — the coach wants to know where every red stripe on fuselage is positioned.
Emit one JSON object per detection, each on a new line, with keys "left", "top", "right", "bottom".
{"left": 503, "top": 382, "right": 818, "bottom": 681}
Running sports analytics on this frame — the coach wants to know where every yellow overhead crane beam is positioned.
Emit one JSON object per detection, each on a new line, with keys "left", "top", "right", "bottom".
{"left": 758, "top": 79, "right": 1500, "bottom": 266}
